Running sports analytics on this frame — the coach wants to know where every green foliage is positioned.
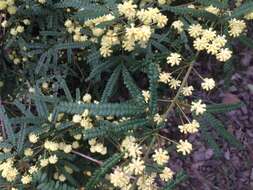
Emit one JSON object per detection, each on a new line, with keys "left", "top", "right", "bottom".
{"left": 147, "top": 62, "right": 159, "bottom": 115}
{"left": 100, "top": 64, "right": 122, "bottom": 103}
{"left": 0, "top": 0, "right": 250, "bottom": 189}
{"left": 85, "top": 153, "right": 122, "bottom": 190}
{"left": 57, "top": 102, "right": 146, "bottom": 116}
{"left": 163, "top": 171, "right": 188, "bottom": 190}
{"left": 206, "top": 102, "right": 244, "bottom": 114}
{"left": 83, "top": 118, "right": 150, "bottom": 140}
{"left": 202, "top": 113, "right": 243, "bottom": 149}
{"left": 162, "top": 5, "right": 218, "bottom": 20}
{"left": 239, "top": 35, "right": 253, "bottom": 49}
{"left": 224, "top": 1, "right": 253, "bottom": 20}
{"left": 194, "top": 0, "right": 228, "bottom": 8}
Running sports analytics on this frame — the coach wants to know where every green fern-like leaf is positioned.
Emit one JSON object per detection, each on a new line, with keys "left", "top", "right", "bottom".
{"left": 101, "top": 64, "right": 122, "bottom": 103}
{"left": 122, "top": 66, "right": 145, "bottom": 104}
{"left": 199, "top": 118, "right": 222, "bottom": 158}
{"left": 57, "top": 102, "right": 146, "bottom": 116}
{"left": 147, "top": 62, "right": 159, "bottom": 115}
{"left": 203, "top": 113, "right": 243, "bottom": 149}
{"left": 162, "top": 6, "right": 218, "bottom": 20}
{"left": 194, "top": 0, "right": 228, "bottom": 8}
{"left": 163, "top": 170, "right": 187, "bottom": 190}
{"left": 0, "top": 104, "right": 15, "bottom": 144}
{"left": 224, "top": 1, "right": 253, "bottom": 20}
{"left": 85, "top": 153, "right": 122, "bottom": 190}
{"left": 239, "top": 35, "right": 253, "bottom": 49}
{"left": 83, "top": 118, "right": 150, "bottom": 140}
{"left": 206, "top": 102, "right": 244, "bottom": 113}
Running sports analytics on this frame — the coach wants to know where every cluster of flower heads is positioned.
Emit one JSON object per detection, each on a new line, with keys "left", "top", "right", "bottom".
{"left": 63, "top": 0, "right": 168, "bottom": 57}
{"left": 188, "top": 24, "right": 232, "bottom": 62}
{"left": 109, "top": 136, "right": 172, "bottom": 189}
{"left": 0, "top": 111, "right": 84, "bottom": 188}
{"left": 109, "top": 132, "right": 194, "bottom": 189}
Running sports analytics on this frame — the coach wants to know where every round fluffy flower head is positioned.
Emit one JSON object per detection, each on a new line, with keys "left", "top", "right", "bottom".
{"left": 181, "top": 86, "right": 194, "bottom": 96}
{"left": 24, "top": 148, "right": 33, "bottom": 157}
{"left": 117, "top": 0, "right": 137, "bottom": 20}
{"left": 48, "top": 155, "right": 58, "bottom": 164}
{"left": 167, "top": 53, "right": 182, "bottom": 66}
{"left": 152, "top": 148, "right": 169, "bottom": 165}
{"left": 82, "top": 93, "right": 92, "bottom": 103}
{"left": 155, "top": 13, "right": 168, "bottom": 28}
{"left": 216, "top": 48, "right": 232, "bottom": 62}
{"left": 120, "top": 136, "right": 142, "bottom": 158}
{"left": 160, "top": 167, "right": 174, "bottom": 182}
{"left": 169, "top": 79, "right": 181, "bottom": 90}
{"left": 245, "top": 12, "right": 253, "bottom": 20}
{"left": 110, "top": 167, "right": 130, "bottom": 189}
{"left": 142, "top": 90, "right": 150, "bottom": 103}
{"left": 28, "top": 133, "right": 38, "bottom": 144}
{"left": 29, "top": 166, "right": 38, "bottom": 174}
{"left": 40, "top": 158, "right": 49, "bottom": 167}
{"left": 191, "top": 100, "right": 206, "bottom": 115}
{"left": 188, "top": 23, "right": 203, "bottom": 38}
{"left": 193, "top": 37, "right": 209, "bottom": 51}
{"left": 153, "top": 113, "right": 164, "bottom": 125}
{"left": 201, "top": 78, "right": 215, "bottom": 91}
{"left": 127, "top": 157, "right": 145, "bottom": 175}
{"left": 44, "top": 140, "right": 59, "bottom": 151}
{"left": 21, "top": 175, "right": 32, "bottom": 184}
{"left": 137, "top": 173, "right": 157, "bottom": 190}
{"left": 228, "top": 19, "right": 246, "bottom": 37}
{"left": 213, "top": 35, "right": 227, "bottom": 48}
{"left": 176, "top": 140, "right": 192, "bottom": 155}
{"left": 179, "top": 119, "right": 200, "bottom": 134}
{"left": 202, "top": 28, "right": 217, "bottom": 41}
{"left": 205, "top": 5, "right": 220, "bottom": 15}
{"left": 72, "top": 114, "right": 82, "bottom": 123}
{"left": 59, "top": 174, "right": 66, "bottom": 182}
{"left": 172, "top": 20, "right": 184, "bottom": 33}
{"left": 37, "top": 0, "right": 46, "bottom": 4}
{"left": 159, "top": 72, "right": 172, "bottom": 84}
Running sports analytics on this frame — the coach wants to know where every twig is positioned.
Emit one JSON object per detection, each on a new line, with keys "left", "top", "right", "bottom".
{"left": 71, "top": 150, "right": 103, "bottom": 165}
{"left": 162, "top": 63, "right": 194, "bottom": 119}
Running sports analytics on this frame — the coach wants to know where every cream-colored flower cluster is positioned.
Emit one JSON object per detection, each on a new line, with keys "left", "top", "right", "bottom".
{"left": 228, "top": 19, "right": 246, "bottom": 37}
{"left": 8, "top": 50, "right": 28, "bottom": 65}
{"left": 0, "top": 159, "right": 18, "bottom": 182}
{"left": 72, "top": 109, "right": 93, "bottom": 129}
{"left": 65, "top": 19, "right": 88, "bottom": 42}
{"left": 37, "top": 0, "right": 46, "bottom": 4}
{"left": 89, "top": 138, "right": 107, "bottom": 155}
{"left": 188, "top": 24, "right": 232, "bottom": 62}
{"left": 68, "top": 1, "right": 168, "bottom": 57}
{"left": 179, "top": 119, "right": 200, "bottom": 134}
{"left": 109, "top": 135, "right": 175, "bottom": 189}
{"left": 0, "top": 0, "right": 17, "bottom": 15}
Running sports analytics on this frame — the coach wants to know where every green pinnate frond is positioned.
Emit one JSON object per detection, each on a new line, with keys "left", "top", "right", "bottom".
{"left": 162, "top": 5, "right": 218, "bottom": 20}
{"left": 122, "top": 66, "right": 145, "bottom": 104}
{"left": 195, "top": 0, "right": 228, "bottom": 9}
{"left": 206, "top": 102, "right": 244, "bottom": 113}
{"left": 57, "top": 102, "right": 146, "bottom": 116}
{"left": 203, "top": 113, "right": 243, "bottom": 149}
{"left": 83, "top": 118, "right": 150, "bottom": 140}
{"left": 85, "top": 153, "right": 122, "bottom": 190}
{"left": 147, "top": 62, "right": 159, "bottom": 115}
{"left": 163, "top": 171, "right": 187, "bottom": 190}
{"left": 101, "top": 64, "right": 122, "bottom": 103}
{"left": 224, "top": 1, "right": 253, "bottom": 20}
